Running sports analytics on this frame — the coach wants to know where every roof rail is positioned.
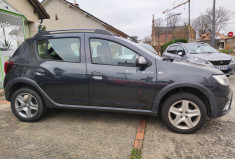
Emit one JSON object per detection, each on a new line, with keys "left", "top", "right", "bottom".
{"left": 34, "top": 29, "right": 114, "bottom": 37}
{"left": 176, "top": 42, "right": 184, "bottom": 45}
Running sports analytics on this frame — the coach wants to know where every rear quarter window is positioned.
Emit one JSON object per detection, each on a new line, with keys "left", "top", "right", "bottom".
{"left": 10, "top": 40, "right": 30, "bottom": 60}
{"left": 37, "top": 40, "right": 46, "bottom": 59}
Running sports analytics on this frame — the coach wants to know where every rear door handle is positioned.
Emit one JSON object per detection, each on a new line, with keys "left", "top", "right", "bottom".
{"left": 35, "top": 68, "right": 45, "bottom": 76}
{"left": 91, "top": 71, "right": 103, "bottom": 80}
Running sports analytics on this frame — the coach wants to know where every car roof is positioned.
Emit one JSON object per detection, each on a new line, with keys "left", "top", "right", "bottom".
{"left": 33, "top": 29, "right": 114, "bottom": 38}
{"left": 168, "top": 42, "right": 208, "bottom": 48}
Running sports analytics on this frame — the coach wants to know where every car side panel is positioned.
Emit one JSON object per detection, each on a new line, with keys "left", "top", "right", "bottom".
{"left": 85, "top": 34, "right": 158, "bottom": 110}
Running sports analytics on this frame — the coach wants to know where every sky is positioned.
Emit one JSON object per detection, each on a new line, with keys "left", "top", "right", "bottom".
{"left": 39, "top": 0, "right": 235, "bottom": 39}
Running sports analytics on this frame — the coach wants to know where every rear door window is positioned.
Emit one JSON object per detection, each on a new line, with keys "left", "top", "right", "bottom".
{"left": 37, "top": 38, "right": 81, "bottom": 62}
{"left": 47, "top": 38, "right": 80, "bottom": 62}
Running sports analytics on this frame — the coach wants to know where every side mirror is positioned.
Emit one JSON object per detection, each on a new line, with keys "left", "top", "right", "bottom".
{"left": 177, "top": 52, "right": 183, "bottom": 56}
{"left": 136, "top": 56, "right": 148, "bottom": 67}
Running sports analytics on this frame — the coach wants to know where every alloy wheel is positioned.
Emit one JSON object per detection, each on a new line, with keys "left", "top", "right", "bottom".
{"left": 15, "top": 93, "right": 39, "bottom": 118}
{"left": 168, "top": 100, "right": 201, "bottom": 130}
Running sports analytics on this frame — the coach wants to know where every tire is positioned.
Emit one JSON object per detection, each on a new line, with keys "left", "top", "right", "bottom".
{"left": 161, "top": 93, "right": 207, "bottom": 134}
{"left": 11, "top": 88, "right": 46, "bottom": 122}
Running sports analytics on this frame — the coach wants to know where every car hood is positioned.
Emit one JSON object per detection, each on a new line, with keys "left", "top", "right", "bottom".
{"left": 172, "top": 60, "right": 214, "bottom": 70}
{"left": 190, "top": 52, "right": 232, "bottom": 61}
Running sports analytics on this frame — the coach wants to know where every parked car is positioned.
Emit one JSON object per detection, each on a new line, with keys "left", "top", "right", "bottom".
{"left": 162, "top": 42, "right": 235, "bottom": 76}
{"left": 4, "top": 29, "right": 233, "bottom": 134}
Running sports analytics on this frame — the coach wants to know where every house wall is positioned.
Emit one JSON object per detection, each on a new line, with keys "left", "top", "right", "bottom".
{"left": 0, "top": 0, "right": 18, "bottom": 13}
{"left": 28, "top": 22, "right": 39, "bottom": 37}
{"left": 225, "top": 37, "right": 235, "bottom": 49}
{"left": 6, "top": 0, "right": 39, "bottom": 22}
{"left": 42, "top": 0, "right": 106, "bottom": 31}
{"left": 5, "top": 0, "right": 41, "bottom": 37}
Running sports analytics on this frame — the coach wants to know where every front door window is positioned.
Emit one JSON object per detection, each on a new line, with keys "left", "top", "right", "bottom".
{"left": 90, "top": 39, "right": 139, "bottom": 66}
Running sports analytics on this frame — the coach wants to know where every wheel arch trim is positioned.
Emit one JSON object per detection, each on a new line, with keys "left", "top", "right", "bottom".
{"left": 5, "top": 77, "right": 54, "bottom": 108}
{"left": 152, "top": 83, "right": 217, "bottom": 118}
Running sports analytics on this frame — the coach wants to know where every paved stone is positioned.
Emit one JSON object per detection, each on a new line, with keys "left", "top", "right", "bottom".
{"left": 142, "top": 75, "right": 235, "bottom": 159}
{"left": 0, "top": 103, "right": 139, "bottom": 158}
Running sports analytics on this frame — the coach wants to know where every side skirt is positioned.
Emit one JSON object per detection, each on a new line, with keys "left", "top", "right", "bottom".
{"left": 50, "top": 104, "right": 158, "bottom": 116}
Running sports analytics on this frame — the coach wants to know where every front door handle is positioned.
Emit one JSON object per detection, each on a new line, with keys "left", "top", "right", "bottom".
{"left": 91, "top": 71, "right": 103, "bottom": 80}
{"left": 35, "top": 68, "right": 45, "bottom": 76}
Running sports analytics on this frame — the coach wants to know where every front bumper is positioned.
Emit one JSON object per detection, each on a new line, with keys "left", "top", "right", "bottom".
{"left": 214, "top": 63, "right": 235, "bottom": 75}
{"left": 208, "top": 85, "right": 233, "bottom": 118}
{"left": 217, "top": 93, "right": 233, "bottom": 117}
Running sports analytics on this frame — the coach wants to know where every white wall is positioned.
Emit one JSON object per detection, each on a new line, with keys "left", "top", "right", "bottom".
{"left": 42, "top": 0, "right": 106, "bottom": 30}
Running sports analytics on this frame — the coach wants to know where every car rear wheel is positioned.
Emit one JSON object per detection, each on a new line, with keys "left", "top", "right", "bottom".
{"left": 11, "top": 88, "right": 46, "bottom": 122}
{"left": 161, "top": 93, "right": 207, "bottom": 134}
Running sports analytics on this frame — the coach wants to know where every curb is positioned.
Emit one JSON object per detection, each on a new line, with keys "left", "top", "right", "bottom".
{"left": 0, "top": 100, "right": 10, "bottom": 104}
{"left": 133, "top": 118, "right": 146, "bottom": 150}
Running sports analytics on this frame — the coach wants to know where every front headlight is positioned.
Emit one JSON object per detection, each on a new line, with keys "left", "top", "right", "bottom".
{"left": 213, "top": 75, "right": 230, "bottom": 86}
{"left": 194, "top": 58, "right": 209, "bottom": 64}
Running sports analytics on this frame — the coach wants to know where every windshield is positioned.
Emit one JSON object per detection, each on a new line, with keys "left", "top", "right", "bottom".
{"left": 120, "top": 38, "right": 162, "bottom": 60}
{"left": 184, "top": 44, "right": 219, "bottom": 54}
{"left": 139, "top": 43, "right": 158, "bottom": 54}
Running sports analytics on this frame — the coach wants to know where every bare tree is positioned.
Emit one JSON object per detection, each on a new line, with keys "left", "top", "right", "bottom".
{"left": 192, "top": 7, "right": 234, "bottom": 37}
{"left": 142, "top": 36, "right": 151, "bottom": 44}
{"left": 192, "top": 15, "right": 209, "bottom": 36}
{"left": 166, "top": 13, "right": 181, "bottom": 29}
{"left": 154, "top": 18, "right": 164, "bottom": 47}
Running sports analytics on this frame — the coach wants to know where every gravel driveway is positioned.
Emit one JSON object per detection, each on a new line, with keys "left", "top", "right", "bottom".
{"left": 0, "top": 104, "right": 139, "bottom": 159}
{"left": 142, "top": 75, "right": 235, "bottom": 159}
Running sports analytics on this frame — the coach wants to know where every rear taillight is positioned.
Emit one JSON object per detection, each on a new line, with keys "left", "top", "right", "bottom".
{"left": 4, "top": 61, "right": 14, "bottom": 74}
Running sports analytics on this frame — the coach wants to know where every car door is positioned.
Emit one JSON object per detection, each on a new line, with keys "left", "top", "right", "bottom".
{"left": 85, "top": 34, "right": 157, "bottom": 110}
{"left": 174, "top": 46, "right": 185, "bottom": 60}
{"left": 34, "top": 34, "right": 89, "bottom": 105}
{"left": 163, "top": 46, "right": 177, "bottom": 60}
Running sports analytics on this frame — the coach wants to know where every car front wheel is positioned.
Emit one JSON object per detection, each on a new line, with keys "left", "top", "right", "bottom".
{"left": 161, "top": 93, "right": 207, "bottom": 134}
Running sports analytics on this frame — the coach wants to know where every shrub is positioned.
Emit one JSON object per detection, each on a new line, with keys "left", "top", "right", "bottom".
{"left": 219, "top": 49, "right": 234, "bottom": 54}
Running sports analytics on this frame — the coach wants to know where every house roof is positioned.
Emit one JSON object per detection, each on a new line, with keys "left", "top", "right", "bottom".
{"left": 154, "top": 26, "right": 190, "bottom": 33}
{"left": 27, "top": 0, "right": 50, "bottom": 19}
{"left": 41, "top": 0, "right": 129, "bottom": 37}
{"left": 200, "top": 32, "right": 226, "bottom": 41}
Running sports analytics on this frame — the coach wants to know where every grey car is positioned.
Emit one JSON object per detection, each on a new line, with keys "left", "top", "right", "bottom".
{"left": 163, "top": 42, "right": 235, "bottom": 76}
{"left": 3, "top": 29, "right": 233, "bottom": 134}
